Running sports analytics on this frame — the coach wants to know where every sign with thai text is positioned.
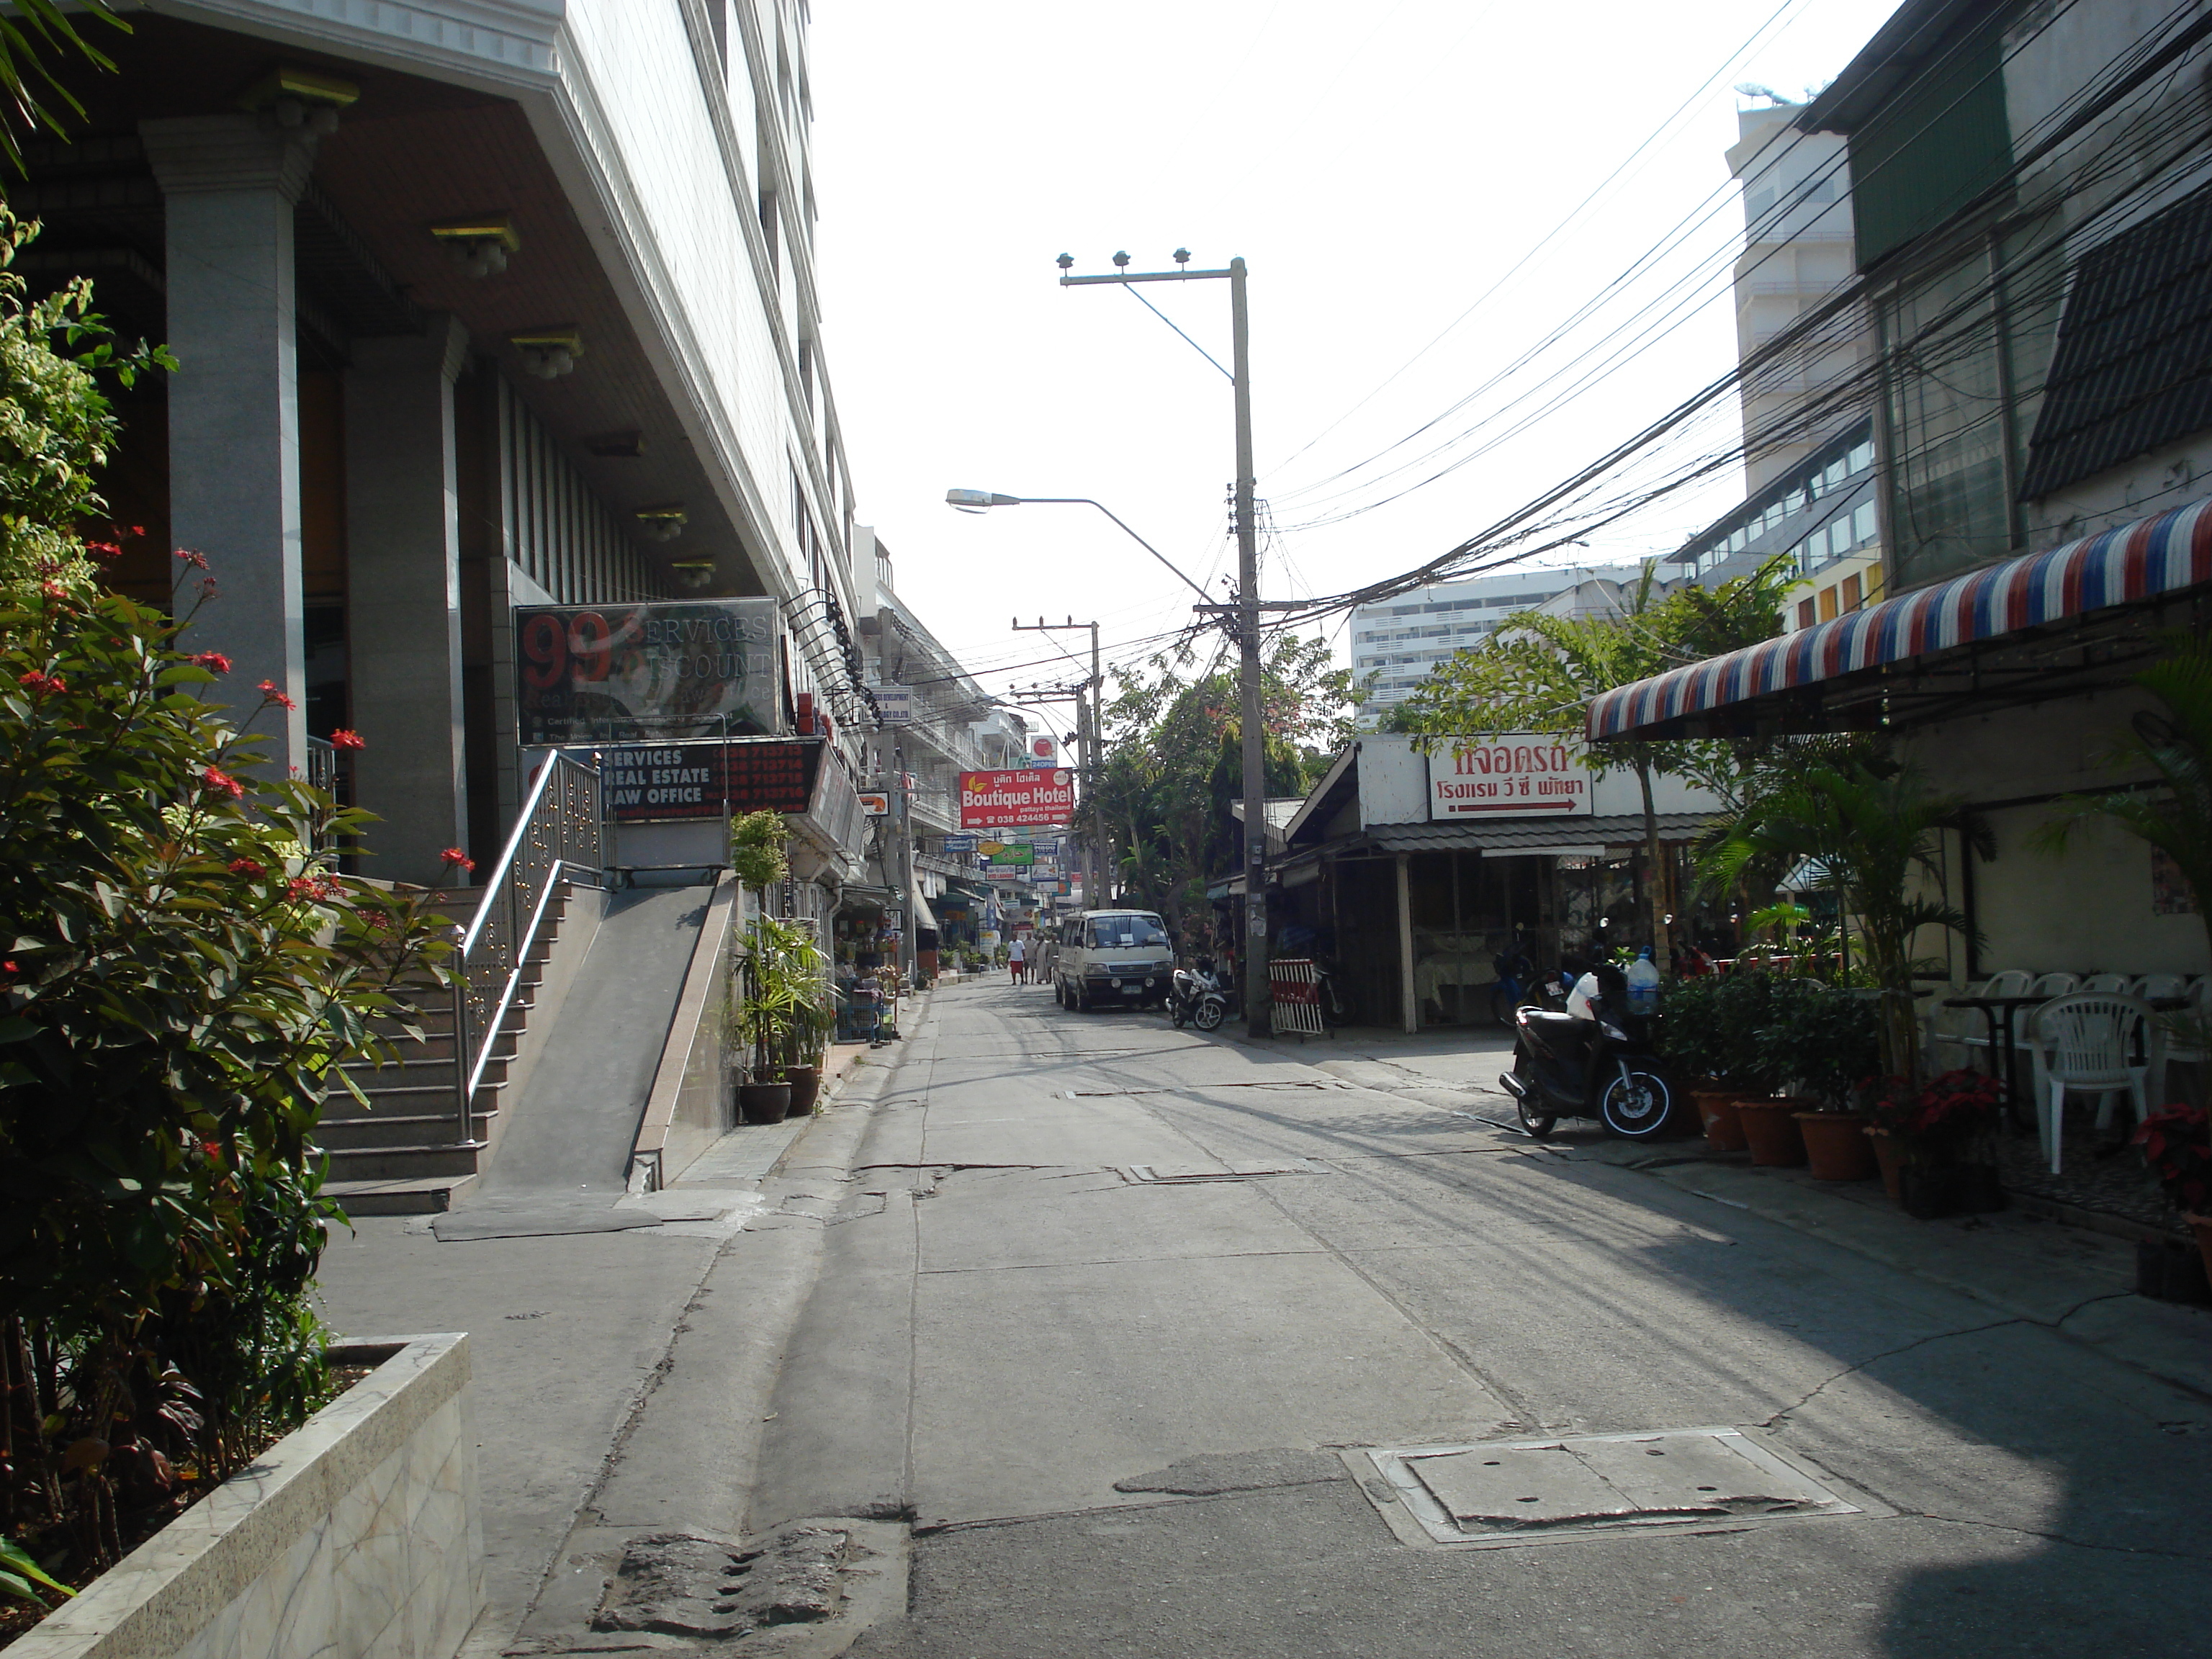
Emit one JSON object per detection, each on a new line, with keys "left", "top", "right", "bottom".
{"left": 1426, "top": 737, "right": 1593, "bottom": 817}
{"left": 958, "top": 768, "right": 1075, "bottom": 830}
{"left": 516, "top": 599, "right": 782, "bottom": 745}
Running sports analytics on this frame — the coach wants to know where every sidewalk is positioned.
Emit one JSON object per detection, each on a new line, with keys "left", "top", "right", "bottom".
{"left": 1251, "top": 1022, "right": 2211, "bottom": 1398}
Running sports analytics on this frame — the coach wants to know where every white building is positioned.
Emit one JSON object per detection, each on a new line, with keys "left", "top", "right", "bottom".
{"left": 36, "top": 1, "right": 868, "bottom": 881}
{"left": 1349, "top": 565, "right": 1644, "bottom": 726}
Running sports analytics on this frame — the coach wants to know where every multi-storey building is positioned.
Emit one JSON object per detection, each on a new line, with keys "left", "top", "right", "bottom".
{"left": 1350, "top": 564, "right": 1644, "bottom": 726}
{"left": 35, "top": 1, "right": 868, "bottom": 882}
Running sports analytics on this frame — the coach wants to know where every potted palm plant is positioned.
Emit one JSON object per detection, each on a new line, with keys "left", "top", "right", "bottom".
{"left": 1757, "top": 978, "right": 1881, "bottom": 1181}
{"left": 731, "top": 914, "right": 832, "bottom": 1123}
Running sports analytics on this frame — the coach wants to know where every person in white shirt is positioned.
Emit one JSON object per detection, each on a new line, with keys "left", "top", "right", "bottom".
{"left": 1008, "top": 935, "right": 1027, "bottom": 985}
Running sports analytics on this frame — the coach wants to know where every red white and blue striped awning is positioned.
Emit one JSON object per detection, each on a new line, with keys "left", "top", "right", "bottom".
{"left": 1588, "top": 498, "right": 2212, "bottom": 741}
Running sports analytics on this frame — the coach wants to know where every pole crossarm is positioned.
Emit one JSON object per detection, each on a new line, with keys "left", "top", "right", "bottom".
{"left": 1059, "top": 269, "right": 1235, "bottom": 285}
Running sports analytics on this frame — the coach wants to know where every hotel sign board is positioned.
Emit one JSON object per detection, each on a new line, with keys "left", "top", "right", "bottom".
{"left": 1426, "top": 737, "right": 1593, "bottom": 818}
{"left": 958, "top": 768, "right": 1074, "bottom": 830}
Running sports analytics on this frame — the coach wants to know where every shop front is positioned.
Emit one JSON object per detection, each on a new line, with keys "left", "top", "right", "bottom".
{"left": 1267, "top": 735, "right": 1725, "bottom": 1032}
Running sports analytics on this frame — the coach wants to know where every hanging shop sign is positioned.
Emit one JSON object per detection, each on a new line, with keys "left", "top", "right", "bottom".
{"left": 874, "top": 686, "right": 914, "bottom": 725}
{"left": 958, "top": 768, "right": 1074, "bottom": 830}
{"left": 603, "top": 737, "right": 817, "bottom": 820}
{"left": 1426, "top": 736, "right": 1593, "bottom": 818}
{"left": 516, "top": 598, "right": 783, "bottom": 745}
{"left": 858, "top": 791, "right": 891, "bottom": 817}
{"left": 941, "top": 835, "right": 979, "bottom": 855}
{"left": 986, "top": 843, "right": 1035, "bottom": 867}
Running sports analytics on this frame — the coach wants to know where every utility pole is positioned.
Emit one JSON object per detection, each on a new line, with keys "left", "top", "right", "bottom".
{"left": 1011, "top": 617, "right": 1102, "bottom": 907}
{"left": 1058, "top": 253, "right": 1269, "bottom": 1036}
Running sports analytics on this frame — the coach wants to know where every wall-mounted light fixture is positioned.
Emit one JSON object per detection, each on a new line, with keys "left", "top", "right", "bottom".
{"left": 668, "top": 558, "right": 716, "bottom": 590}
{"left": 510, "top": 327, "right": 583, "bottom": 379}
{"left": 431, "top": 215, "right": 520, "bottom": 278}
{"left": 237, "top": 63, "right": 357, "bottom": 136}
{"left": 634, "top": 503, "right": 687, "bottom": 543}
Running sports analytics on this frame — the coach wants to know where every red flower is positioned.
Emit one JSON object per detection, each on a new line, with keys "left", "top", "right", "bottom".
{"left": 200, "top": 767, "right": 245, "bottom": 800}
{"left": 1, "top": 961, "right": 17, "bottom": 979}
{"left": 127, "top": 526, "right": 144, "bottom": 538}
{"left": 228, "top": 858, "right": 266, "bottom": 878}
{"left": 84, "top": 540, "right": 122, "bottom": 560}
{"left": 257, "top": 679, "right": 297, "bottom": 711}
{"left": 328, "top": 729, "right": 365, "bottom": 750}
{"left": 440, "top": 848, "right": 475, "bottom": 874}
{"left": 174, "top": 548, "right": 209, "bottom": 570}
{"left": 199, "top": 577, "right": 218, "bottom": 597}
{"left": 17, "top": 670, "right": 63, "bottom": 695}
{"left": 200, "top": 1141, "right": 222, "bottom": 1159}
{"left": 40, "top": 580, "right": 68, "bottom": 600}
{"left": 190, "top": 652, "right": 232, "bottom": 673}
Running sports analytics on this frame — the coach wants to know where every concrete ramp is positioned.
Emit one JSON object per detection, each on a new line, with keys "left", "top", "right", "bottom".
{"left": 435, "top": 885, "right": 711, "bottom": 1241}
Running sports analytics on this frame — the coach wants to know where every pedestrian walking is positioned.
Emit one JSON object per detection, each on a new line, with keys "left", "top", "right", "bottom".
{"left": 1008, "top": 935, "right": 1027, "bottom": 985}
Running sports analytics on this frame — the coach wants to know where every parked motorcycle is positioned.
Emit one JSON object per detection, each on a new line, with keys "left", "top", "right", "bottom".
{"left": 1496, "top": 963, "right": 1676, "bottom": 1141}
{"left": 1169, "top": 958, "right": 1231, "bottom": 1033}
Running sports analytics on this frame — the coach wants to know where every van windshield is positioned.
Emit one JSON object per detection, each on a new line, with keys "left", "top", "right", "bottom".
{"left": 1087, "top": 914, "right": 1168, "bottom": 950}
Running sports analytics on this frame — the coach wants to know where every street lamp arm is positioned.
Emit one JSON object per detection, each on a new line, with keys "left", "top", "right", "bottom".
{"left": 1007, "top": 497, "right": 1217, "bottom": 604}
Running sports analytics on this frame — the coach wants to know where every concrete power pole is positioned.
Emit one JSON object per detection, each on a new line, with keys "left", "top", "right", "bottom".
{"left": 1011, "top": 618, "right": 1103, "bottom": 908}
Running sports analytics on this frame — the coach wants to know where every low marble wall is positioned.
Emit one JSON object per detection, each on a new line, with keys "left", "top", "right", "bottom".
{"left": 17, "top": 1333, "right": 482, "bottom": 1659}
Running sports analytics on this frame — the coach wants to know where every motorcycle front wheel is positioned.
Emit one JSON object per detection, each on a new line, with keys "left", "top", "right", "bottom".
{"left": 1599, "top": 1068, "right": 1674, "bottom": 1141}
{"left": 1192, "top": 997, "right": 1226, "bottom": 1032}
{"left": 1170, "top": 999, "right": 1187, "bottom": 1028}
{"left": 1512, "top": 1053, "right": 1556, "bottom": 1139}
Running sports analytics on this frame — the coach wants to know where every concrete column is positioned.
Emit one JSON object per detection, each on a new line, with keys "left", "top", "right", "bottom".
{"left": 345, "top": 317, "right": 471, "bottom": 885}
{"left": 1396, "top": 853, "right": 1419, "bottom": 1034}
{"left": 142, "top": 114, "right": 318, "bottom": 774}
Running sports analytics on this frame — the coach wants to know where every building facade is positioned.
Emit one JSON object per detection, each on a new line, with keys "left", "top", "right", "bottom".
{"left": 1350, "top": 564, "right": 1644, "bottom": 726}
{"left": 41, "top": 0, "right": 868, "bottom": 884}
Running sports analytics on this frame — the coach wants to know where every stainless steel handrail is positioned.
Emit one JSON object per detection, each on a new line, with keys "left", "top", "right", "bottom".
{"left": 450, "top": 752, "right": 603, "bottom": 1141}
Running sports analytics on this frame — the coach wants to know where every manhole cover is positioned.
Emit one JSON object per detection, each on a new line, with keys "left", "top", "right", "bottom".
{"left": 1349, "top": 1429, "right": 1870, "bottom": 1548}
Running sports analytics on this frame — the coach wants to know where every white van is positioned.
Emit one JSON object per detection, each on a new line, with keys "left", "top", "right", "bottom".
{"left": 1051, "top": 909, "right": 1174, "bottom": 1012}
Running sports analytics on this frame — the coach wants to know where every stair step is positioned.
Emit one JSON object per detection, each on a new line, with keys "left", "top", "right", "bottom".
{"left": 347, "top": 1033, "right": 517, "bottom": 1066}
{"left": 326, "top": 1174, "right": 480, "bottom": 1216}
{"left": 319, "top": 1110, "right": 500, "bottom": 1151}
{"left": 323, "top": 1141, "right": 486, "bottom": 1180}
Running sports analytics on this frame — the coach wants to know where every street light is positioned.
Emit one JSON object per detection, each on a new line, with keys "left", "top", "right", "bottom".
{"left": 943, "top": 491, "right": 1213, "bottom": 602}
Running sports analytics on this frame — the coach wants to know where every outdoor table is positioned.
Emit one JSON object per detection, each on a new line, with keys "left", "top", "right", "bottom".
{"left": 1943, "top": 992, "right": 2188, "bottom": 1129}
{"left": 1942, "top": 994, "right": 2048, "bottom": 1128}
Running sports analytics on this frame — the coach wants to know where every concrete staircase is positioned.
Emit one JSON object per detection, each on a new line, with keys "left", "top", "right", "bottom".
{"left": 320, "top": 885, "right": 570, "bottom": 1215}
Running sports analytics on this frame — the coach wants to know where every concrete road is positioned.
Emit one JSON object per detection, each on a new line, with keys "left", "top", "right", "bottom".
{"left": 756, "top": 980, "right": 2210, "bottom": 1658}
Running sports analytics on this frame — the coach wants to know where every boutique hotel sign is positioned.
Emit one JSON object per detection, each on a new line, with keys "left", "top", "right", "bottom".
{"left": 1426, "top": 736, "right": 1593, "bottom": 818}
{"left": 958, "top": 768, "right": 1074, "bottom": 830}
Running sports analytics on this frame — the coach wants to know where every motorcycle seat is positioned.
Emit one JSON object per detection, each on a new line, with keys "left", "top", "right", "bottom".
{"left": 1520, "top": 1010, "right": 1585, "bottom": 1033}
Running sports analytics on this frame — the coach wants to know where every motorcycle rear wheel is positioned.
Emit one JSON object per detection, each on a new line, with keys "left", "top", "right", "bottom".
{"left": 1192, "top": 997, "right": 1226, "bottom": 1032}
{"left": 1512, "top": 1053, "right": 1556, "bottom": 1139}
{"left": 1599, "top": 1068, "right": 1674, "bottom": 1141}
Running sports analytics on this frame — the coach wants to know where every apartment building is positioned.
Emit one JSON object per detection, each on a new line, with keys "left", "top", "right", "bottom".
{"left": 1350, "top": 564, "right": 1644, "bottom": 725}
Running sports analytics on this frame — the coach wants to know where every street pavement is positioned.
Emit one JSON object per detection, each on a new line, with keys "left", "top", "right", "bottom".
{"left": 319, "top": 979, "right": 2211, "bottom": 1657}
{"left": 775, "top": 980, "right": 2209, "bottom": 1658}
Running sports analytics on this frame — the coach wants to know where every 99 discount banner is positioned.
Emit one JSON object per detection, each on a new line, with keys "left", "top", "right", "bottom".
{"left": 515, "top": 598, "right": 783, "bottom": 745}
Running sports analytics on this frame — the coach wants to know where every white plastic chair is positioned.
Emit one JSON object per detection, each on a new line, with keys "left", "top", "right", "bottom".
{"left": 2026, "top": 972, "right": 2080, "bottom": 997}
{"left": 2081, "top": 972, "right": 2131, "bottom": 994}
{"left": 2026, "top": 994, "right": 2159, "bottom": 1175}
{"left": 2146, "top": 976, "right": 2208, "bottom": 1107}
{"left": 2132, "top": 973, "right": 2186, "bottom": 1002}
{"left": 1952, "top": 969, "right": 2031, "bottom": 1061}
{"left": 1923, "top": 979, "right": 1988, "bottom": 1071}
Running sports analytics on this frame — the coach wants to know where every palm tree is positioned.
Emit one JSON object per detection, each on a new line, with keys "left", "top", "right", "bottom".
{"left": 1706, "top": 754, "right": 1984, "bottom": 1076}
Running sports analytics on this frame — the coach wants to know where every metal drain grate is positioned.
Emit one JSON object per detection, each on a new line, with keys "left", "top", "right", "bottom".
{"left": 1348, "top": 1428, "right": 1870, "bottom": 1549}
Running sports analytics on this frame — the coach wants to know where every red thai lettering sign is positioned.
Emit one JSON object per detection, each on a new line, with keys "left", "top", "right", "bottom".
{"left": 958, "top": 768, "right": 1074, "bottom": 830}
{"left": 1426, "top": 737, "right": 1593, "bottom": 817}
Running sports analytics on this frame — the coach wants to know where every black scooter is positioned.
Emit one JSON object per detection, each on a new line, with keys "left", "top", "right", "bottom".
{"left": 1497, "top": 964, "right": 1676, "bottom": 1141}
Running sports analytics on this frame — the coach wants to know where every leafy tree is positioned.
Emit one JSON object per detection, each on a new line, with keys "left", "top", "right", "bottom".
{"left": 1388, "top": 557, "right": 1792, "bottom": 968}
{"left": 0, "top": 1, "right": 127, "bottom": 173}
{"left": 1095, "top": 634, "right": 1353, "bottom": 939}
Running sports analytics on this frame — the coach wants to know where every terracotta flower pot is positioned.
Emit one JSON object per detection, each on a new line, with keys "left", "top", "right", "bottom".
{"left": 2187, "top": 1214, "right": 2212, "bottom": 1290}
{"left": 781, "top": 1064, "right": 822, "bottom": 1114}
{"left": 1795, "top": 1110, "right": 1876, "bottom": 1182}
{"left": 1735, "top": 1098, "right": 1809, "bottom": 1167}
{"left": 739, "top": 1081, "right": 792, "bottom": 1125}
{"left": 1864, "top": 1125, "right": 1905, "bottom": 1205}
{"left": 1692, "top": 1089, "right": 1749, "bottom": 1153}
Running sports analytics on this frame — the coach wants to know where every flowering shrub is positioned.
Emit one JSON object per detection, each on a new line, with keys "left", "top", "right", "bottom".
{"left": 2134, "top": 1104, "right": 2211, "bottom": 1215}
{"left": 1865, "top": 1069, "right": 2005, "bottom": 1156}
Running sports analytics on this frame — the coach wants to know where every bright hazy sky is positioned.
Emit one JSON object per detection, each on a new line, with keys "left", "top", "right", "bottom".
{"left": 811, "top": 0, "right": 1901, "bottom": 713}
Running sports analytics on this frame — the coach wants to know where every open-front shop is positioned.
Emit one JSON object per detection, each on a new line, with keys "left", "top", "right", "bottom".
{"left": 1264, "top": 735, "right": 1725, "bottom": 1031}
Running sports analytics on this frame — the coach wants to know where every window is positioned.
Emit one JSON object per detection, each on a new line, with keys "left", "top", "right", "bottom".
{"left": 1850, "top": 441, "right": 1874, "bottom": 473}
{"left": 1841, "top": 573, "right": 1863, "bottom": 611}
{"left": 1089, "top": 914, "right": 1168, "bottom": 950}
{"left": 1853, "top": 500, "right": 1878, "bottom": 544}
{"left": 1797, "top": 598, "right": 1818, "bottom": 629}
{"left": 1818, "top": 586, "right": 1840, "bottom": 621}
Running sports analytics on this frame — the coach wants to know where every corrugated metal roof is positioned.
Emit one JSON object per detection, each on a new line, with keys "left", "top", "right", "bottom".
{"left": 1367, "top": 814, "right": 1716, "bottom": 853}
{"left": 2022, "top": 178, "right": 2212, "bottom": 500}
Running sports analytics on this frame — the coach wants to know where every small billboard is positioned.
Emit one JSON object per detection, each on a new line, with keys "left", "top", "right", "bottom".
{"left": 958, "top": 768, "right": 1075, "bottom": 830}
{"left": 1426, "top": 737, "right": 1593, "bottom": 818}
{"left": 516, "top": 598, "right": 782, "bottom": 745}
